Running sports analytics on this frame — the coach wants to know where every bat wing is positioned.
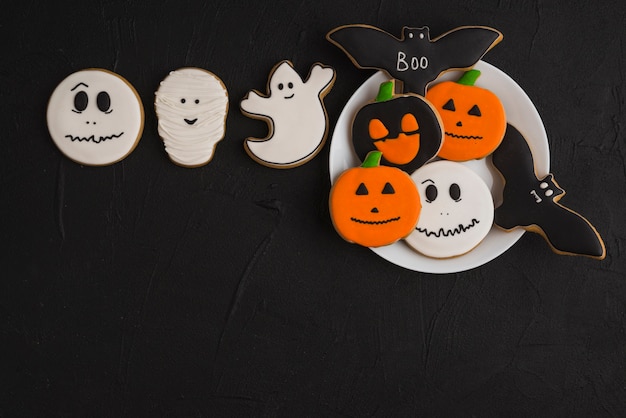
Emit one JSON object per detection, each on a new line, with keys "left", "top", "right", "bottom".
{"left": 433, "top": 26, "right": 503, "bottom": 71}
{"left": 493, "top": 124, "right": 605, "bottom": 259}
{"left": 492, "top": 123, "right": 539, "bottom": 189}
{"left": 528, "top": 203, "right": 606, "bottom": 259}
{"left": 327, "top": 25, "right": 401, "bottom": 73}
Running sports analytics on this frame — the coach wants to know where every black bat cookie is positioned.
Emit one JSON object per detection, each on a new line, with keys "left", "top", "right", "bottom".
{"left": 491, "top": 124, "right": 605, "bottom": 259}
{"left": 326, "top": 25, "right": 503, "bottom": 95}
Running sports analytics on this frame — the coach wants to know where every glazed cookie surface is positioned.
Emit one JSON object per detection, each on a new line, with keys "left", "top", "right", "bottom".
{"left": 327, "top": 24, "right": 502, "bottom": 95}
{"left": 351, "top": 80, "right": 443, "bottom": 173}
{"left": 46, "top": 68, "right": 144, "bottom": 166}
{"left": 241, "top": 61, "right": 335, "bottom": 168}
{"left": 155, "top": 68, "right": 229, "bottom": 167}
{"left": 330, "top": 151, "right": 421, "bottom": 248}
{"left": 405, "top": 160, "right": 494, "bottom": 258}
{"left": 426, "top": 69, "right": 505, "bottom": 161}
{"left": 492, "top": 124, "right": 606, "bottom": 259}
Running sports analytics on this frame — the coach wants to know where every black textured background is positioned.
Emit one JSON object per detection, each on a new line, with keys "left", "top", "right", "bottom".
{"left": 2, "top": 1, "right": 626, "bottom": 417}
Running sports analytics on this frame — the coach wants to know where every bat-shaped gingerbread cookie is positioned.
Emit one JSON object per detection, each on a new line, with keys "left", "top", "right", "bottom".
{"left": 492, "top": 124, "right": 606, "bottom": 259}
{"left": 327, "top": 25, "right": 502, "bottom": 95}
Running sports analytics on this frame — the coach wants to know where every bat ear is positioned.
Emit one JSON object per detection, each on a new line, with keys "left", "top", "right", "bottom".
{"left": 540, "top": 174, "right": 565, "bottom": 198}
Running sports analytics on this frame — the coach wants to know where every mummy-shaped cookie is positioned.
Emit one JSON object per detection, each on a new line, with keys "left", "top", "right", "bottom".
{"left": 492, "top": 124, "right": 606, "bottom": 259}
{"left": 46, "top": 69, "right": 144, "bottom": 166}
{"left": 405, "top": 160, "right": 494, "bottom": 258}
{"left": 155, "top": 68, "right": 229, "bottom": 167}
{"left": 241, "top": 61, "right": 335, "bottom": 168}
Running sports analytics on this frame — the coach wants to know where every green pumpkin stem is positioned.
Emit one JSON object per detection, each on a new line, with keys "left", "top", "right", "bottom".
{"left": 457, "top": 69, "right": 481, "bottom": 86}
{"left": 375, "top": 81, "right": 395, "bottom": 102}
{"left": 361, "top": 151, "right": 382, "bottom": 168}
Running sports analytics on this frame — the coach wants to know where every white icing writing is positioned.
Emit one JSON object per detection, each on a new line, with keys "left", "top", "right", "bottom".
{"left": 396, "top": 51, "right": 429, "bottom": 72}
{"left": 530, "top": 190, "right": 542, "bottom": 203}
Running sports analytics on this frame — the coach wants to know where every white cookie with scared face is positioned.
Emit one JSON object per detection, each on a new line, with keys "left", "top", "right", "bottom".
{"left": 405, "top": 160, "right": 494, "bottom": 258}
{"left": 46, "top": 69, "right": 144, "bottom": 166}
{"left": 241, "top": 60, "right": 335, "bottom": 168}
{"left": 155, "top": 68, "right": 229, "bottom": 167}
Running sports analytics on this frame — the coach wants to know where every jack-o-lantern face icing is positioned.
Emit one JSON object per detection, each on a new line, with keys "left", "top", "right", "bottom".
{"left": 352, "top": 80, "right": 443, "bottom": 173}
{"left": 405, "top": 160, "right": 494, "bottom": 258}
{"left": 46, "top": 69, "right": 144, "bottom": 166}
{"left": 330, "top": 151, "right": 421, "bottom": 247}
{"left": 426, "top": 69, "right": 505, "bottom": 161}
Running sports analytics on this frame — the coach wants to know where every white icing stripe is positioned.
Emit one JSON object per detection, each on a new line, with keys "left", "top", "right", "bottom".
{"left": 155, "top": 68, "right": 228, "bottom": 167}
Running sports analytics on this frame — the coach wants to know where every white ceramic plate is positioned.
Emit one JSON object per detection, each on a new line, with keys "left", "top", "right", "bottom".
{"left": 329, "top": 61, "right": 549, "bottom": 273}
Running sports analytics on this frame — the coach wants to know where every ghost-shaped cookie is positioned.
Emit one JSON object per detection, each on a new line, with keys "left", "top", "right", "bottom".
{"left": 46, "top": 68, "right": 144, "bottom": 166}
{"left": 241, "top": 61, "right": 335, "bottom": 168}
{"left": 405, "top": 160, "right": 494, "bottom": 258}
{"left": 155, "top": 68, "right": 229, "bottom": 167}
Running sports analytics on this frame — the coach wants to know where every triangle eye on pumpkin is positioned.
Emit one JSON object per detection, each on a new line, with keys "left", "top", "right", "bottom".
{"left": 442, "top": 99, "right": 456, "bottom": 111}
{"left": 468, "top": 104, "right": 482, "bottom": 116}
{"left": 382, "top": 182, "right": 395, "bottom": 194}
{"left": 401, "top": 113, "right": 419, "bottom": 134}
{"left": 368, "top": 118, "right": 389, "bottom": 141}
{"left": 356, "top": 182, "right": 369, "bottom": 195}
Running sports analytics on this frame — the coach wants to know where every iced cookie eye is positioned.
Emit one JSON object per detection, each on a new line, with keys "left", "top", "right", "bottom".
{"left": 468, "top": 104, "right": 481, "bottom": 117}
{"left": 356, "top": 182, "right": 368, "bottom": 195}
{"left": 194, "top": 99, "right": 200, "bottom": 104}
{"left": 382, "top": 182, "right": 395, "bottom": 194}
{"left": 97, "top": 91, "right": 111, "bottom": 113}
{"left": 288, "top": 82, "right": 293, "bottom": 89}
{"left": 401, "top": 113, "right": 419, "bottom": 133}
{"left": 180, "top": 98, "right": 186, "bottom": 104}
{"left": 425, "top": 184, "right": 437, "bottom": 202}
{"left": 368, "top": 118, "right": 388, "bottom": 141}
{"left": 73, "top": 91, "right": 88, "bottom": 112}
{"left": 449, "top": 183, "right": 461, "bottom": 201}
{"left": 278, "top": 83, "right": 284, "bottom": 90}
{"left": 442, "top": 99, "right": 455, "bottom": 112}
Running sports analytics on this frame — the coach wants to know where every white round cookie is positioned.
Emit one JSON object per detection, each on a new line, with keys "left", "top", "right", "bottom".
{"left": 155, "top": 68, "right": 229, "bottom": 167}
{"left": 406, "top": 160, "right": 494, "bottom": 258}
{"left": 46, "top": 68, "right": 144, "bottom": 166}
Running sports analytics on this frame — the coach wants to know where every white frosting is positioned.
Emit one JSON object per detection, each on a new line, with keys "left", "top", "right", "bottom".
{"left": 155, "top": 68, "right": 229, "bottom": 167}
{"left": 241, "top": 61, "right": 335, "bottom": 167}
{"left": 405, "top": 160, "right": 494, "bottom": 258}
{"left": 46, "top": 69, "right": 144, "bottom": 166}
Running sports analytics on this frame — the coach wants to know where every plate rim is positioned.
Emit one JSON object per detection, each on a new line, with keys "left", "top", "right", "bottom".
{"left": 328, "top": 60, "right": 549, "bottom": 274}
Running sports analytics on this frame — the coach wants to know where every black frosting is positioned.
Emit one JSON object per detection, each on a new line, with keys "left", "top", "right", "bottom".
{"left": 327, "top": 25, "right": 502, "bottom": 95}
{"left": 352, "top": 94, "right": 442, "bottom": 172}
{"left": 492, "top": 124, "right": 605, "bottom": 258}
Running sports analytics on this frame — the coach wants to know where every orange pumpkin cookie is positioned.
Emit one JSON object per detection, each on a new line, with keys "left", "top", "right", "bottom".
{"left": 329, "top": 151, "right": 421, "bottom": 247}
{"left": 426, "top": 69, "right": 505, "bottom": 161}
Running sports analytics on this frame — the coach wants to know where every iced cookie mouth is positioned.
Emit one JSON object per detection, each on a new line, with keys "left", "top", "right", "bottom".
{"left": 284, "top": 93, "right": 295, "bottom": 99}
{"left": 65, "top": 132, "right": 124, "bottom": 144}
{"left": 351, "top": 216, "right": 401, "bottom": 225}
{"left": 416, "top": 218, "right": 480, "bottom": 237}
{"left": 445, "top": 132, "right": 483, "bottom": 140}
{"left": 184, "top": 118, "right": 198, "bottom": 125}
